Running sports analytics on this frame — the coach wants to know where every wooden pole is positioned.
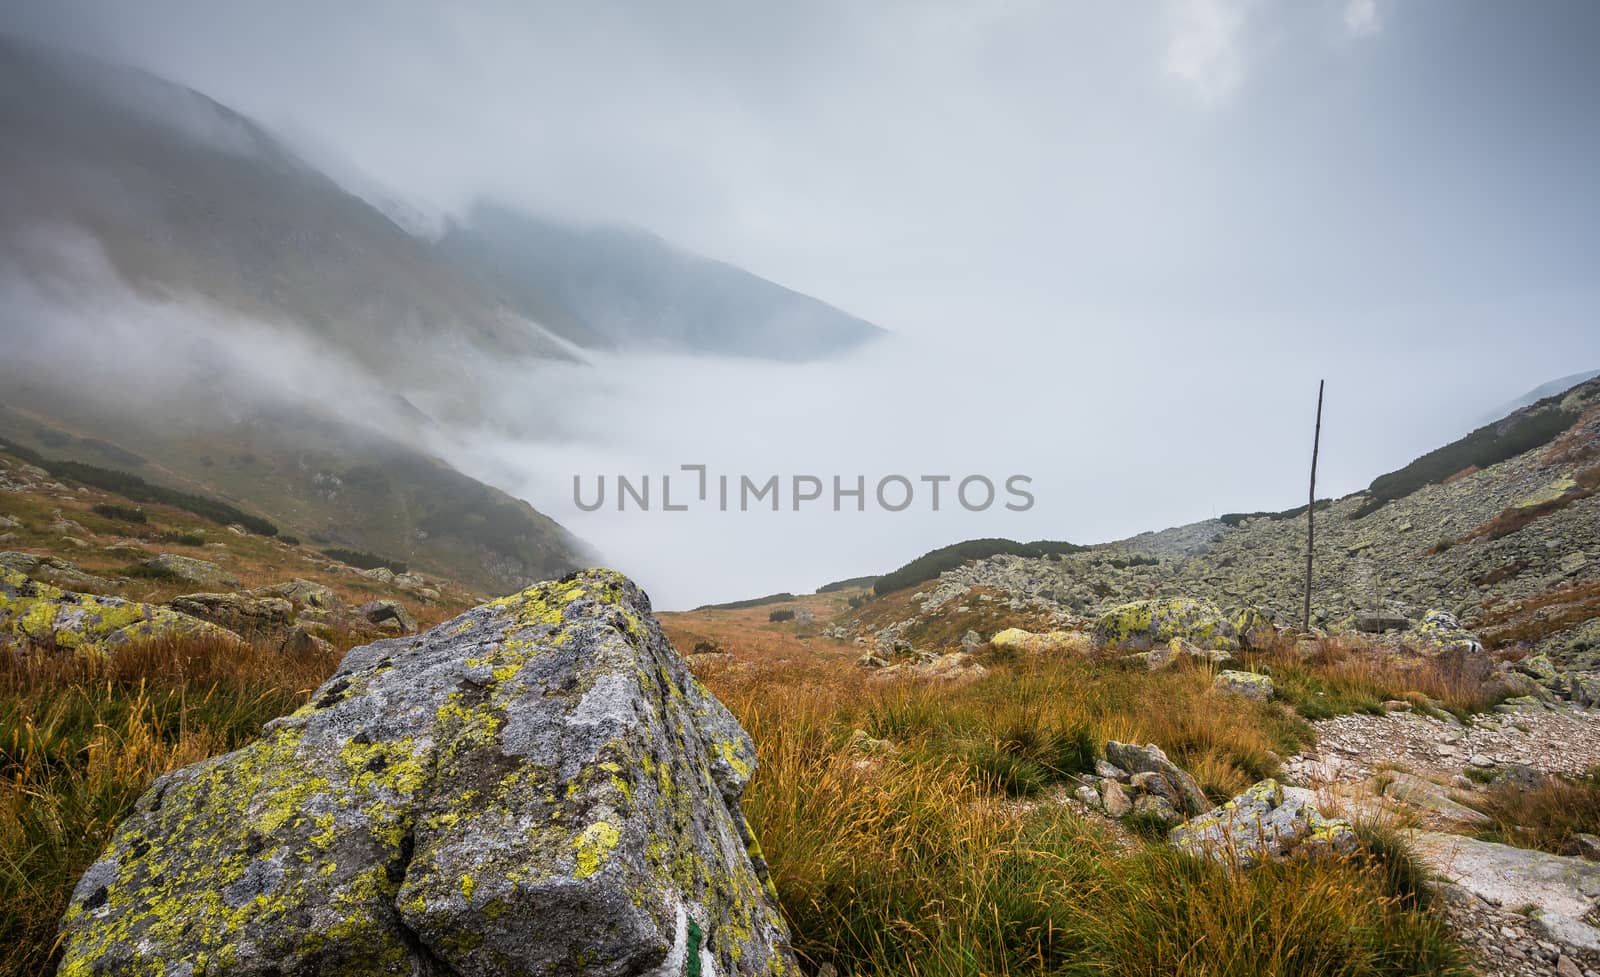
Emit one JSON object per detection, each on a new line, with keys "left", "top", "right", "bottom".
{"left": 1303, "top": 380, "right": 1324, "bottom": 633}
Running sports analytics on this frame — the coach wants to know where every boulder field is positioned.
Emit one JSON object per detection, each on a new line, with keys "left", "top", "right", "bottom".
{"left": 57, "top": 568, "right": 796, "bottom": 976}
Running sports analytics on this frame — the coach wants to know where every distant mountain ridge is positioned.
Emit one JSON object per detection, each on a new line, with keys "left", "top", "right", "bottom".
{"left": 438, "top": 203, "right": 884, "bottom": 361}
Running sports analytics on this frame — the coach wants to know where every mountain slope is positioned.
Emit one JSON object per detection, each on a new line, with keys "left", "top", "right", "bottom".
{"left": 0, "top": 397, "right": 582, "bottom": 595}
{"left": 438, "top": 202, "right": 885, "bottom": 361}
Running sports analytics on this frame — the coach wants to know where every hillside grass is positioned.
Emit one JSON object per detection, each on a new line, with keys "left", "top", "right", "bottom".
{"left": 697, "top": 642, "right": 1468, "bottom": 976}
{"left": 1474, "top": 767, "right": 1600, "bottom": 857}
{"left": 0, "top": 635, "right": 345, "bottom": 976}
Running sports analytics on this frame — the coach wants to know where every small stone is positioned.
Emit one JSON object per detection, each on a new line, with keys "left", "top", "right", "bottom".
{"left": 1100, "top": 779, "right": 1133, "bottom": 818}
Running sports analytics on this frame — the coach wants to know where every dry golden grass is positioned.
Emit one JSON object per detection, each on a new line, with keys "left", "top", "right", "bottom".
{"left": 1475, "top": 767, "right": 1600, "bottom": 856}
{"left": 0, "top": 634, "right": 343, "bottom": 976}
{"left": 691, "top": 635, "right": 1468, "bottom": 976}
{"left": 0, "top": 592, "right": 1485, "bottom": 976}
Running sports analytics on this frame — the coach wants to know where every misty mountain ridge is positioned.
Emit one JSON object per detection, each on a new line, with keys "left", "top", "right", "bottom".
{"left": 0, "top": 34, "right": 882, "bottom": 371}
{"left": 437, "top": 203, "right": 884, "bottom": 360}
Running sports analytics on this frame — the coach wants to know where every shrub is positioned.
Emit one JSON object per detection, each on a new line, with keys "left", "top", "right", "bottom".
{"left": 91, "top": 503, "right": 146, "bottom": 524}
{"left": 769, "top": 609, "right": 796, "bottom": 623}
{"left": 694, "top": 593, "right": 797, "bottom": 611}
{"left": 1219, "top": 499, "right": 1333, "bottom": 528}
{"left": 321, "top": 547, "right": 407, "bottom": 574}
{"left": 817, "top": 575, "right": 879, "bottom": 593}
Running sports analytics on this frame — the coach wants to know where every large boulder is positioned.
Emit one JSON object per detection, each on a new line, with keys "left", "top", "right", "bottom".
{"left": 358, "top": 599, "right": 417, "bottom": 635}
{"left": 0, "top": 551, "right": 113, "bottom": 590}
{"left": 1169, "top": 780, "right": 1355, "bottom": 868}
{"left": 143, "top": 554, "right": 240, "bottom": 589}
{"left": 1213, "top": 669, "right": 1274, "bottom": 702}
{"left": 58, "top": 569, "right": 796, "bottom": 976}
{"left": 169, "top": 593, "right": 295, "bottom": 638}
{"left": 989, "top": 627, "right": 1084, "bottom": 655}
{"left": 1093, "top": 598, "right": 1238, "bottom": 652}
{"left": 0, "top": 568, "right": 240, "bottom": 654}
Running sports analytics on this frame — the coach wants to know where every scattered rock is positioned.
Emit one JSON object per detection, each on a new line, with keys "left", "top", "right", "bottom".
{"left": 253, "top": 579, "right": 342, "bottom": 610}
{"left": 1380, "top": 772, "right": 1491, "bottom": 826}
{"left": 1133, "top": 794, "right": 1181, "bottom": 825}
{"left": 0, "top": 551, "right": 112, "bottom": 590}
{"left": 168, "top": 593, "right": 294, "bottom": 638}
{"left": 1104, "top": 741, "right": 1209, "bottom": 815}
{"left": 1355, "top": 611, "right": 1411, "bottom": 634}
{"left": 358, "top": 599, "right": 417, "bottom": 634}
{"left": 1099, "top": 778, "right": 1133, "bottom": 817}
{"left": 58, "top": 569, "right": 797, "bottom": 975}
{"left": 278, "top": 627, "right": 335, "bottom": 657}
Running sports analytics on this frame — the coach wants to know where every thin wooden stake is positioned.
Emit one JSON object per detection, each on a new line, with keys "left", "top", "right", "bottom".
{"left": 1303, "top": 380, "right": 1324, "bottom": 633}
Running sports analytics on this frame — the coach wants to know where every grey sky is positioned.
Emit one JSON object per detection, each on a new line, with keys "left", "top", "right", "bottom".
{"left": 4, "top": 1, "right": 1599, "bottom": 605}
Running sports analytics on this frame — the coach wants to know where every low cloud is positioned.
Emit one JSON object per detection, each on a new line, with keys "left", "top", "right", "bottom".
{"left": 1344, "top": 0, "right": 1381, "bottom": 37}
{"left": 1162, "top": 0, "right": 1255, "bottom": 104}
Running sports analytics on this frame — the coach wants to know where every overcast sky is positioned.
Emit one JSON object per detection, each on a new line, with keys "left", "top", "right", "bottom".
{"left": 5, "top": 1, "right": 1599, "bottom": 606}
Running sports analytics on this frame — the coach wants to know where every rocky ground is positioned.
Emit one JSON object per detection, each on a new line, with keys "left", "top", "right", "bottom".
{"left": 1279, "top": 705, "right": 1600, "bottom": 977}
{"left": 905, "top": 379, "right": 1600, "bottom": 669}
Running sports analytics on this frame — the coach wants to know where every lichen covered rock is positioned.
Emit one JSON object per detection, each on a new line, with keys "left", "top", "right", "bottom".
{"left": 989, "top": 627, "right": 1083, "bottom": 655}
{"left": 0, "top": 551, "right": 112, "bottom": 590}
{"left": 0, "top": 568, "right": 238, "bottom": 654}
{"left": 1213, "top": 669, "right": 1274, "bottom": 702}
{"left": 58, "top": 568, "right": 795, "bottom": 976}
{"left": 143, "top": 553, "right": 241, "bottom": 588}
{"left": 168, "top": 593, "right": 295, "bottom": 638}
{"left": 1169, "top": 780, "right": 1356, "bottom": 868}
{"left": 1092, "top": 598, "right": 1239, "bottom": 652}
{"left": 1407, "top": 610, "right": 1484, "bottom": 654}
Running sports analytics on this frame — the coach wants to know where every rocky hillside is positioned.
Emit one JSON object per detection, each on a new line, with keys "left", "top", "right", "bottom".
{"left": 882, "top": 375, "right": 1600, "bottom": 667}
{"left": 0, "top": 406, "right": 582, "bottom": 596}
